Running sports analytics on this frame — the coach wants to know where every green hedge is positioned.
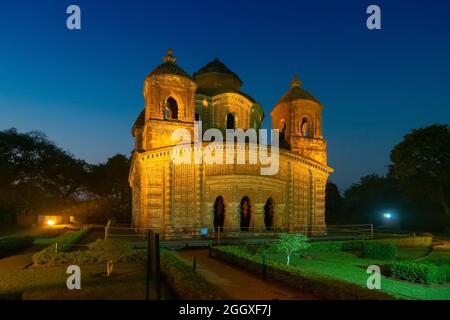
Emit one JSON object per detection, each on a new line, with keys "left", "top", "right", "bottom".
{"left": 426, "top": 258, "right": 450, "bottom": 282}
{"left": 390, "top": 261, "right": 447, "bottom": 285}
{"left": 213, "top": 246, "right": 394, "bottom": 300}
{"left": 392, "top": 236, "right": 432, "bottom": 248}
{"left": 0, "top": 236, "right": 35, "bottom": 258}
{"left": 32, "top": 228, "right": 89, "bottom": 265}
{"left": 32, "top": 238, "right": 140, "bottom": 266}
{"left": 160, "top": 250, "right": 230, "bottom": 300}
{"left": 362, "top": 241, "right": 397, "bottom": 260}
{"left": 314, "top": 240, "right": 399, "bottom": 259}
{"left": 309, "top": 237, "right": 432, "bottom": 253}
{"left": 58, "top": 228, "right": 88, "bottom": 252}
{"left": 309, "top": 241, "right": 345, "bottom": 251}
{"left": 33, "top": 227, "right": 88, "bottom": 250}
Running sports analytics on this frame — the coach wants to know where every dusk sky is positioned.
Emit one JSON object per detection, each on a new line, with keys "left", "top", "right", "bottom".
{"left": 1, "top": 0, "right": 449, "bottom": 190}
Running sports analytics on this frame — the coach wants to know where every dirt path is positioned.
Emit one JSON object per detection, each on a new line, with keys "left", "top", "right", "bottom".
{"left": 177, "top": 249, "right": 318, "bottom": 300}
{"left": 0, "top": 245, "right": 44, "bottom": 270}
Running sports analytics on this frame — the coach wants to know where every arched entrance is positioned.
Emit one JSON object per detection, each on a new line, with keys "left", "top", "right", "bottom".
{"left": 213, "top": 196, "right": 225, "bottom": 232}
{"left": 264, "top": 198, "right": 274, "bottom": 231}
{"left": 240, "top": 196, "right": 252, "bottom": 231}
{"left": 226, "top": 113, "right": 235, "bottom": 129}
{"left": 165, "top": 97, "right": 178, "bottom": 120}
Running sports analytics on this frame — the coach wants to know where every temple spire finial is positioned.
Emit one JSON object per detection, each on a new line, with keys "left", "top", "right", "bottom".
{"left": 290, "top": 74, "right": 302, "bottom": 88}
{"left": 163, "top": 48, "right": 176, "bottom": 63}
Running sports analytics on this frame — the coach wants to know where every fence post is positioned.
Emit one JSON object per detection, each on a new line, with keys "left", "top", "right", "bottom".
{"left": 145, "top": 229, "right": 151, "bottom": 300}
{"left": 208, "top": 240, "right": 212, "bottom": 257}
{"left": 370, "top": 224, "right": 374, "bottom": 240}
{"left": 262, "top": 253, "right": 267, "bottom": 280}
{"left": 104, "top": 220, "right": 111, "bottom": 240}
{"left": 55, "top": 242, "right": 58, "bottom": 253}
{"left": 152, "top": 232, "right": 161, "bottom": 300}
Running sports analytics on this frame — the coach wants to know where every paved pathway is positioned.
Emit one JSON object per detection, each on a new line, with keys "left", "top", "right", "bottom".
{"left": 177, "top": 249, "right": 318, "bottom": 300}
{"left": 0, "top": 245, "right": 43, "bottom": 270}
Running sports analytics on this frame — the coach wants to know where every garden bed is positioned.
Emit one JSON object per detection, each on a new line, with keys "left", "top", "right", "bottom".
{"left": 212, "top": 241, "right": 450, "bottom": 300}
{"left": 211, "top": 246, "right": 393, "bottom": 300}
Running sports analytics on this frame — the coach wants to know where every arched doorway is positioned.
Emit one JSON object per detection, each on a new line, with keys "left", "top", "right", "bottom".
{"left": 213, "top": 196, "right": 225, "bottom": 232}
{"left": 240, "top": 196, "right": 252, "bottom": 231}
{"left": 264, "top": 198, "right": 274, "bottom": 231}
{"left": 165, "top": 97, "right": 178, "bottom": 120}
{"left": 226, "top": 113, "right": 235, "bottom": 129}
{"left": 300, "top": 116, "right": 312, "bottom": 138}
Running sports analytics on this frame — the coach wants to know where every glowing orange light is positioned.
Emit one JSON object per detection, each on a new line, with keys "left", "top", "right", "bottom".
{"left": 47, "top": 219, "right": 55, "bottom": 226}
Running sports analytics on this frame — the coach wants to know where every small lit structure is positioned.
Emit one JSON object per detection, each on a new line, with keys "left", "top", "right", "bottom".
{"left": 381, "top": 211, "right": 399, "bottom": 228}
{"left": 37, "top": 213, "right": 85, "bottom": 226}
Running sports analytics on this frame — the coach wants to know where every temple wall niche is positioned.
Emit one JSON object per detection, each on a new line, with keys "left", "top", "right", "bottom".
{"left": 172, "top": 163, "right": 196, "bottom": 228}
{"left": 313, "top": 175, "right": 327, "bottom": 233}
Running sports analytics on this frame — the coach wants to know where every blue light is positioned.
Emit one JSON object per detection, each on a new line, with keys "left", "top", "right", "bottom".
{"left": 383, "top": 213, "right": 392, "bottom": 219}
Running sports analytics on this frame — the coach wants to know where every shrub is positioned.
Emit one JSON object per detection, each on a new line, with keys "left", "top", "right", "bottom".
{"left": 426, "top": 259, "right": 450, "bottom": 282}
{"left": 362, "top": 241, "right": 397, "bottom": 260}
{"left": 32, "top": 238, "right": 138, "bottom": 265}
{"left": 342, "top": 240, "right": 365, "bottom": 252}
{"left": 0, "top": 236, "right": 34, "bottom": 258}
{"left": 87, "top": 239, "right": 135, "bottom": 262}
{"left": 32, "top": 246, "right": 58, "bottom": 265}
{"left": 390, "top": 261, "right": 447, "bottom": 285}
{"left": 392, "top": 236, "right": 432, "bottom": 248}
{"left": 309, "top": 241, "right": 345, "bottom": 252}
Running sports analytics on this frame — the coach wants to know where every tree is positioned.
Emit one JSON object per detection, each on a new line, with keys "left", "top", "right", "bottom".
{"left": 0, "top": 128, "right": 88, "bottom": 224}
{"left": 274, "top": 233, "right": 310, "bottom": 265}
{"left": 389, "top": 124, "right": 450, "bottom": 216}
{"left": 85, "top": 154, "right": 131, "bottom": 223}
{"left": 342, "top": 175, "right": 400, "bottom": 225}
{"left": 325, "top": 182, "right": 342, "bottom": 224}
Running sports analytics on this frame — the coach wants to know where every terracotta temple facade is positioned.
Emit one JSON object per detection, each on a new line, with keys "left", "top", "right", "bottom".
{"left": 129, "top": 49, "right": 333, "bottom": 235}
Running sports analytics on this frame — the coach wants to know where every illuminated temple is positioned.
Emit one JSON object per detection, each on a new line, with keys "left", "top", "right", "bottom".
{"left": 129, "top": 49, "right": 333, "bottom": 235}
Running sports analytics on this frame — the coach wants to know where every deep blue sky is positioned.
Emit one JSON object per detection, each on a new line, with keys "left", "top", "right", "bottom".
{"left": 1, "top": 0, "right": 449, "bottom": 191}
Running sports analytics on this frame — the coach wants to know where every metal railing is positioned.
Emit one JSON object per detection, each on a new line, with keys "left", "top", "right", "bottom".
{"left": 104, "top": 223, "right": 375, "bottom": 246}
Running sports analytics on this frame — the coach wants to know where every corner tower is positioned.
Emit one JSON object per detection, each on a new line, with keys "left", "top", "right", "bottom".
{"left": 132, "top": 49, "right": 197, "bottom": 151}
{"left": 270, "top": 74, "right": 327, "bottom": 165}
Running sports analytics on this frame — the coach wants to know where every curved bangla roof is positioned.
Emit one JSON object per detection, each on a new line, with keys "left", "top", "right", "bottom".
{"left": 193, "top": 58, "right": 243, "bottom": 85}
{"left": 278, "top": 74, "right": 320, "bottom": 104}
{"left": 147, "top": 49, "right": 193, "bottom": 80}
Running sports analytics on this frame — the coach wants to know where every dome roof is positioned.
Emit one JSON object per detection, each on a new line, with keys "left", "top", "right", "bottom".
{"left": 147, "top": 49, "right": 193, "bottom": 80}
{"left": 278, "top": 74, "right": 320, "bottom": 104}
{"left": 193, "top": 58, "right": 242, "bottom": 85}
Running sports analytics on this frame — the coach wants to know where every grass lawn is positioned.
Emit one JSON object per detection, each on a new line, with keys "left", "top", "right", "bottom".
{"left": 0, "top": 261, "right": 172, "bottom": 300}
{"left": 265, "top": 248, "right": 450, "bottom": 300}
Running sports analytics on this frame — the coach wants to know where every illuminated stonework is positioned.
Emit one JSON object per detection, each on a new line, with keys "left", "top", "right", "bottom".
{"left": 129, "top": 50, "right": 333, "bottom": 235}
